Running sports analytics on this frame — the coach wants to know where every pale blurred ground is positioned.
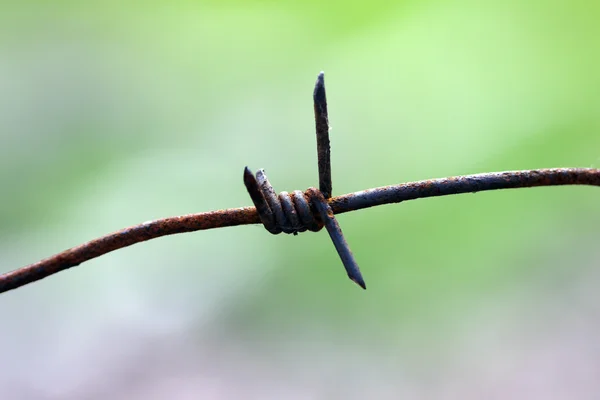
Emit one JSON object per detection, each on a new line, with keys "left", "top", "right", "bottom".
{"left": 1, "top": 1, "right": 600, "bottom": 399}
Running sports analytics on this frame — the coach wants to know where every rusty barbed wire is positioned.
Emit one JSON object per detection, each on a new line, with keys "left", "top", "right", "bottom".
{"left": 1, "top": 73, "right": 599, "bottom": 294}
{"left": 0, "top": 168, "right": 598, "bottom": 294}
{"left": 243, "top": 167, "right": 366, "bottom": 288}
{"left": 243, "top": 73, "right": 365, "bottom": 288}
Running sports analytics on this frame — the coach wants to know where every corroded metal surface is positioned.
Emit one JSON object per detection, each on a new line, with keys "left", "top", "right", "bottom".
{"left": 0, "top": 207, "right": 260, "bottom": 294}
{"left": 4, "top": 167, "right": 597, "bottom": 294}
{"left": 244, "top": 166, "right": 279, "bottom": 234}
{"left": 244, "top": 167, "right": 323, "bottom": 234}
{"left": 329, "top": 168, "right": 600, "bottom": 214}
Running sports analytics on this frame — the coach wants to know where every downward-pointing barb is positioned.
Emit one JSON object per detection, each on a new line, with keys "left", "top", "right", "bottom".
{"left": 307, "top": 188, "right": 366, "bottom": 290}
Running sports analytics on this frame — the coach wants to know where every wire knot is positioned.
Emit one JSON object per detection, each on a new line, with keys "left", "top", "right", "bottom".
{"left": 243, "top": 167, "right": 324, "bottom": 235}
{"left": 243, "top": 166, "right": 366, "bottom": 289}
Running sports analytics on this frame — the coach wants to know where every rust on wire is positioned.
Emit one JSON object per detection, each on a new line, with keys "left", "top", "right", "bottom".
{"left": 244, "top": 167, "right": 323, "bottom": 235}
{"left": 0, "top": 208, "right": 260, "bottom": 294}
{"left": 243, "top": 167, "right": 280, "bottom": 234}
{"left": 1, "top": 72, "right": 599, "bottom": 295}
{"left": 243, "top": 166, "right": 361, "bottom": 288}
{"left": 329, "top": 168, "right": 600, "bottom": 214}
{"left": 1, "top": 168, "right": 599, "bottom": 294}
{"left": 245, "top": 72, "right": 363, "bottom": 288}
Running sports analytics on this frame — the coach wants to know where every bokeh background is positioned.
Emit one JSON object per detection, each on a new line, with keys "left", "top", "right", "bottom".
{"left": 1, "top": 1, "right": 600, "bottom": 399}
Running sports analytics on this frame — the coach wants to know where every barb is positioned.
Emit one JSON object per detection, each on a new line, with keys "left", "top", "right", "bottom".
{"left": 246, "top": 72, "right": 364, "bottom": 289}
{"left": 1, "top": 71, "right": 599, "bottom": 295}
{"left": 330, "top": 168, "right": 600, "bottom": 214}
{"left": 307, "top": 188, "right": 366, "bottom": 289}
{"left": 314, "top": 71, "right": 332, "bottom": 199}
{"left": 2, "top": 167, "right": 598, "bottom": 294}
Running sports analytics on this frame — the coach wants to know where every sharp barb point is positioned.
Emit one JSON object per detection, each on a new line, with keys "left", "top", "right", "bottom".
{"left": 352, "top": 276, "right": 367, "bottom": 290}
{"left": 313, "top": 74, "right": 326, "bottom": 102}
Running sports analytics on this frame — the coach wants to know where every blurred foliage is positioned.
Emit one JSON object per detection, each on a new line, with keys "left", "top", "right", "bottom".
{"left": 1, "top": 0, "right": 599, "bottom": 398}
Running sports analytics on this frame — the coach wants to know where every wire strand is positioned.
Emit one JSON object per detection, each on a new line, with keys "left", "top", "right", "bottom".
{"left": 1, "top": 167, "right": 598, "bottom": 294}
{"left": 3, "top": 73, "right": 599, "bottom": 294}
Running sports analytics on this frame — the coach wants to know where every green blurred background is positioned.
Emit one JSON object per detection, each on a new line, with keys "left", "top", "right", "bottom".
{"left": 1, "top": 1, "right": 600, "bottom": 398}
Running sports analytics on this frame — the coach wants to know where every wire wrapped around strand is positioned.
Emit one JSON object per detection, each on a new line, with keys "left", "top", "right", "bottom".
{"left": 0, "top": 72, "right": 598, "bottom": 295}
{"left": 243, "top": 167, "right": 366, "bottom": 288}
{"left": 243, "top": 167, "right": 322, "bottom": 235}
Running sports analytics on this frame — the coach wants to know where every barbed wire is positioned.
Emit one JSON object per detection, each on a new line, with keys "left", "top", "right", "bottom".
{"left": 1, "top": 73, "right": 599, "bottom": 294}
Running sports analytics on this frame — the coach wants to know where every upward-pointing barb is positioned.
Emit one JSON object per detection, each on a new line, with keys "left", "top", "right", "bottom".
{"left": 243, "top": 72, "right": 366, "bottom": 290}
{"left": 313, "top": 72, "right": 326, "bottom": 105}
{"left": 314, "top": 71, "right": 332, "bottom": 199}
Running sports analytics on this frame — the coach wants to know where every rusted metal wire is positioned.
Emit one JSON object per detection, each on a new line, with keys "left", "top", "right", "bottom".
{"left": 1, "top": 73, "right": 599, "bottom": 295}
{"left": 244, "top": 167, "right": 322, "bottom": 235}
{"left": 329, "top": 168, "right": 600, "bottom": 214}
{"left": 1, "top": 167, "right": 597, "bottom": 294}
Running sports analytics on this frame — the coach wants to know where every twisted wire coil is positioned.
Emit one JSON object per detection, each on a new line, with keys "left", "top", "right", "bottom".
{"left": 243, "top": 166, "right": 366, "bottom": 289}
{"left": 243, "top": 167, "right": 323, "bottom": 235}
